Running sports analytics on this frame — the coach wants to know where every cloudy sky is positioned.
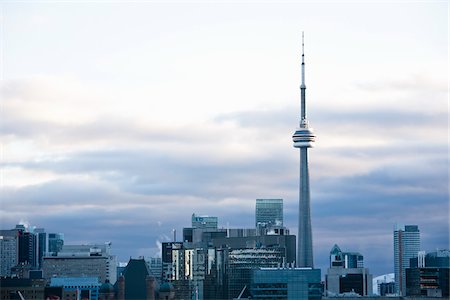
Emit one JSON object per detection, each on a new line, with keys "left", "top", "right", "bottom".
{"left": 0, "top": 1, "right": 448, "bottom": 276}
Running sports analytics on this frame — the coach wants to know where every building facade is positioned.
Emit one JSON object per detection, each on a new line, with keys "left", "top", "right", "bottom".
{"left": 42, "top": 243, "right": 117, "bottom": 284}
{"left": 255, "top": 199, "right": 283, "bottom": 228}
{"left": 326, "top": 245, "right": 372, "bottom": 296}
{"left": 251, "top": 268, "right": 322, "bottom": 299}
{"left": 394, "top": 224, "right": 420, "bottom": 295}
{"left": 0, "top": 232, "right": 18, "bottom": 276}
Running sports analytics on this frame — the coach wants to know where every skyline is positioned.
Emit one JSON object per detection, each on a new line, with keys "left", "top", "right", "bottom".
{"left": 0, "top": 1, "right": 448, "bottom": 277}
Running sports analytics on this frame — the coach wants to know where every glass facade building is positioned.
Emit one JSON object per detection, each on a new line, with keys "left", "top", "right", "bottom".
{"left": 394, "top": 224, "right": 420, "bottom": 296}
{"left": 251, "top": 268, "right": 322, "bottom": 299}
{"left": 255, "top": 199, "right": 283, "bottom": 228}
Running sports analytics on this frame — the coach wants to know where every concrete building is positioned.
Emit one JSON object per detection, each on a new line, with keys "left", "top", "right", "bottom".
{"left": 42, "top": 243, "right": 117, "bottom": 284}
{"left": 251, "top": 268, "right": 322, "bottom": 299}
{"left": 394, "top": 224, "right": 420, "bottom": 295}
{"left": 292, "top": 33, "right": 316, "bottom": 268}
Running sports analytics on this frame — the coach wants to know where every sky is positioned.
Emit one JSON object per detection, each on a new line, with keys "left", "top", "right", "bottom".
{"left": 0, "top": 1, "right": 448, "bottom": 277}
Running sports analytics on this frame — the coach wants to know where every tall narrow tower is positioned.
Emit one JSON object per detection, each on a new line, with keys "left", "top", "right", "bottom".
{"left": 292, "top": 33, "right": 316, "bottom": 268}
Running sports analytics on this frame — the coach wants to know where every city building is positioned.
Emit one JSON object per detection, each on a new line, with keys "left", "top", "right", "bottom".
{"left": 48, "top": 233, "right": 64, "bottom": 255}
{"left": 210, "top": 234, "right": 296, "bottom": 265}
{"left": 0, "top": 231, "right": 18, "bottom": 276}
{"left": 146, "top": 256, "right": 163, "bottom": 282}
{"left": 50, "top": 276, "right": 101, "bottom": 300}
{"left": 394, "top": 224, "right": 420, "bottom": 295}
{"left": 34, "top": 228, "right": 46, "bottom": 269}
{"left": 406, "top": 249, "right": 449, "bottom": 297}
{"left": 114, "top": 258, "right": 156, "bottom": 300}
{"left": 292, "top": 32, "right": 316, "bottom": 268}
{"left": 330, "top": 244, "right": 364, "bottom": 268}
{"left": 227, "top": 247, "right": 286, "bottom": 298}
{"left": 251, "top": 267, "right": 322, "bottom": 299}
{"left": 0, "top": 277, "right": 46, "bottom": 299}
{"left": 191, "top": 213, "right": 218, "bottom": 229}
{"left": 326, "top": 245, "right": 372, "bottom": 296}
{"left": 373, "top": 273, "right": 395, "bottom": 296}
{"left": 255, "top": 198, "right": 283, "bottom": 228}
{"left": 17, "top": 229, "right": 37, "bottom": 268}
{"left": 42, "top": 243, "right": 117, "bottom": 284}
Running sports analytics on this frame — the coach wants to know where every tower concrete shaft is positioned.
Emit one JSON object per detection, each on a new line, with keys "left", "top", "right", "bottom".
{"left": 292, "top": 33, "right": 315, "bottom": 268}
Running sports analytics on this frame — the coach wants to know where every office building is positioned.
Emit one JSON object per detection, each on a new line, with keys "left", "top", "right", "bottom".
{"left": 18, "top": 230, "right": 37, "bottom": 268}
{"left": 255, "top": 198, "right": 283, "bottom": 228}
{"left": 48, "top": 233, "right": 64, "bottom": 255}
{"left": 191, "top": 213, "right": 218, "bottom": 229}
{"left": 406, "top": 249, "right": 449, "bottom": 297}
{"left": 228, "top": 247, "right": 286, "bottom": 299}
{"left": 394, "top": 224, "right": 420, "bottom": 295}
{"left": 42, "top": 243, "right": 117, "bottom": 283}
{"left": 326, "top": 245, "right": 372, "bottom": 296}
{"left": 330, "top": 244, "right": 364, "bottom": 268}
{"left": 34, "top": 228, "right": 46, "bottom": 269}
{"left": 251, "top": 268, "right": 322, "bottom": 299}
{"left": 0, "top": 231, "right": 18, "bottom": 276}
{"left": 292, "top": 33, "right": 316, "bottom": 268}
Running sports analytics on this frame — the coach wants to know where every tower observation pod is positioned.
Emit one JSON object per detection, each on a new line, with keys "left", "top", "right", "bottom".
{"left": 292, "top": 32, "right": 316, "bottom": 268}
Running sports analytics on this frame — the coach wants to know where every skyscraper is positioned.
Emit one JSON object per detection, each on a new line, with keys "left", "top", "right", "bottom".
{"left": 292, "top": 33, "right": 316, "bottom": 268}
{"left": 255, "top": 199, "right": 283, "bottom": 228}
{"left": 394, "top": 224, "right": 420, "bottom": 296}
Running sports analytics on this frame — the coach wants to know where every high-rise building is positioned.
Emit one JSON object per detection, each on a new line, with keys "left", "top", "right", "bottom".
{"left": 48, "top": 233, "right": 64, "bottom": 255}
{"left": 18, "top": 230, "right": 37, "bottom": 268}
{"left": 0, "top": 231, "right": 18, "bottom": 276}
{"left": 292, "top": 33, "right": 316, "bottom": 268}
{"left": 35, "top": 228, "right": 46, "bottom": 269}
{"left": 255, "top": 199, "right": 283, "bottom": 228}
{"left": 394, "top": 224, "right": 420, "bottom": 295}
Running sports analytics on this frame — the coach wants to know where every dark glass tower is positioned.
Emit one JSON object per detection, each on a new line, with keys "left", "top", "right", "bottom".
{"left": 292, "top": 33, "right": 316, "bottom": 268}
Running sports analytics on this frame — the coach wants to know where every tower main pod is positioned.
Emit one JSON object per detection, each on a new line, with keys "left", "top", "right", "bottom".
{"left": 292, "top": 33, "right": 316, "bottom": 268}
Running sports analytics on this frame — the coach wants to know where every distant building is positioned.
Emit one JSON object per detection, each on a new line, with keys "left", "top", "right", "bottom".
{"left": 48, "top": 233, "right": 64, "bottom": 255}
{"left": 373, "top": 273, "right": 395, "bottom": 296}
{"left": 251, "top": 268, "right": 322, "bottom": 299}
{"left": 34, "top": 228, "right": 46, "bottom": 269}
{"left": 114, "top": 258, "right": 155, "bottom": 300}
{"left": 0, "top": 231, "right": 18, "bottom": 276}
{"left": 146, "top": 257, "right": 162, "bottom": 282}
{"left": 255, "top": 198, "right": 283, "bottom": 228}
{"left": 326, "top": 244, "right": 372, "bottom": 296}
{"left": 0, "top": 277, "right": 46, "bottom": 299}
{"left": 42, "top": 243, "right": 117, "bottom": 283}
{"left": 18, "top": 230, "right": 37, "bottom": 268}
{"left": 394, "top": 224, "right": 420, "bottom": 295}
{"left": 50, "top": 276, "right": 101, "bottom": 300}
{"left": 406, "top": 249, "right": 449, "bottom": 298}
{"left": 191, "top": 213, "right": 218, "bottom": 229}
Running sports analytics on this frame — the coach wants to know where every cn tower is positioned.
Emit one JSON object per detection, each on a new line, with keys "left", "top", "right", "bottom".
{"left": 292, "top": 33, "right": 316, "bottom": 268}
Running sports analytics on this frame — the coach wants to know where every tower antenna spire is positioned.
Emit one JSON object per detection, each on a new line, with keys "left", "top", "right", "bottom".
{"left": 300, "top": 31, "right": 307, "bottom": 126}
